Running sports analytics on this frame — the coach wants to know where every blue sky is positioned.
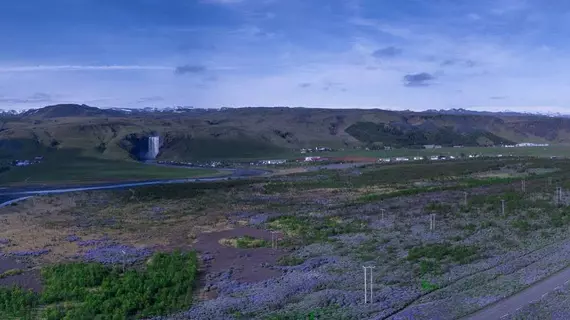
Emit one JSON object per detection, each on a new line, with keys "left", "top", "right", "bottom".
{"left": 1, "top": 0, "right": 570, "bottom": 112}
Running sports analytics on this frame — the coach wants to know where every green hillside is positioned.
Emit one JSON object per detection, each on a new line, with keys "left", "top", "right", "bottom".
{"left": 0, "top": 105, "right": 568, "bottom": 162}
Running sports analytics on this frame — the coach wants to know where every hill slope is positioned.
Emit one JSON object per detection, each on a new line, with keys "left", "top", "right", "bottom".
{"left": 0, "top": 104, "right": 567, "bottom": 161}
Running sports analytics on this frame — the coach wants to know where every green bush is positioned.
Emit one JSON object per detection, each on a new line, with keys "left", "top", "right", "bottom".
{"left": 420, "top": 280, "right": 439, "bottom": 292}
{"left": 268, "top": 216, "right": 367, "bottom": 244}
{"left": 276, "top": 255, "right": 305, "bottom": 266}
{"left": 407, "top": 243, "right": 479, "bottom": 264}
{"left": 1, "top": 251, "right": 199, "bottom": 320}
{"left": 511, "top": 219, "right": 535, "bottom": 233}
{"left": 0, "top": 286, "right": 39, "bottom": 319}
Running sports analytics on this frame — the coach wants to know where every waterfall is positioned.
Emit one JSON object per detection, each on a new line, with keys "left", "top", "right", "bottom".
{"left": 146, "top": 136, "right": 160, "bottom": 160}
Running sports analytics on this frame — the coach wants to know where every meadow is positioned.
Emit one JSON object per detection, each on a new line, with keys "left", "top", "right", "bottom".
{"left": 1, "top": 157, "right": 570, "bottom": 319}
{"left": 0, "top": 157, "right": 221, "bottom": 185}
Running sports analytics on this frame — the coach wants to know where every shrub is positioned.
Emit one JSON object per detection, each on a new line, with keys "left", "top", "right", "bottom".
{"left": 420, "top": 280, "right": 439, "bottom": 292}
{"left": 511, "top": 219, "right": 535, "bottom": 232}
{"left": 277, "top": 255, "right": 305, "bottom": 266}
{"left": 407, "top": 243, "right": 479, "bottom": 264}
{"left": 21, "top": 251, "right": 200, "bottom": 319}
{"left": 220, "top": 236, "right": 270, "bottom": 249}
{"left": 0, "top": 286, "right": 39, "bottom": 319}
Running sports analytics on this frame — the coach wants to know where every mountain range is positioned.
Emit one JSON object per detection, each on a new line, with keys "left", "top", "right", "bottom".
{"left": 0, "top": 104, "right": 568, "bottom": 161}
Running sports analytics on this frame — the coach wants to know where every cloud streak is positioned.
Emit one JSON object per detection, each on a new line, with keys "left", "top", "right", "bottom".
{"left": 174, "top": 65, "right": 207, "bottom": 75}
{"left": 0, "top": 65, "right": 173, "bottom": 72}
{"left": 372, "top": 46, "right": 403, "bottom": 58}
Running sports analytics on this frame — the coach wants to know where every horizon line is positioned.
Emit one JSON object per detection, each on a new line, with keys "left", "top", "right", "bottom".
{"left": 2, "top": 104, "right": 569, "bottom": 117}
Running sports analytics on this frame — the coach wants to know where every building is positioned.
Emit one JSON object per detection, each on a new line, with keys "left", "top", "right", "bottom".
{"left": 515, "top": 142, "right": 550, "bottom": 147}
{"left": 260, "top": 159, "right": 287, "bottom": 165}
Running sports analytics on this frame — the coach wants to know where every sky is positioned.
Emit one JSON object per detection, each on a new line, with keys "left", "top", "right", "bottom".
{"left": 1, "top": 0, "right": 570, "bottom": 112}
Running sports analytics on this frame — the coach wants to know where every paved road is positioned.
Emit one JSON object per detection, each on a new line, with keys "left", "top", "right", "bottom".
{"left": 0, "top": 161, "right": 369, "bottom": 208}
{"left": 0, "top": 166, "right": 271, "bottom": 207}
{"left": 464, "top": 265, "right": 570, "bottom": 320}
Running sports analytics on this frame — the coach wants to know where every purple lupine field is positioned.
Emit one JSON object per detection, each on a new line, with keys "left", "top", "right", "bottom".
{"left": 2, "top": 159, "right": 570, "bottom": 319}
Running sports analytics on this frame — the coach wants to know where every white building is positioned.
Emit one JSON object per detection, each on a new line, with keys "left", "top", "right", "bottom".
{"left": 261, "top": 159, "right": 286, "bottom": 165}
{"left": 515, "top": 142, "right": 550, "bottom": 147}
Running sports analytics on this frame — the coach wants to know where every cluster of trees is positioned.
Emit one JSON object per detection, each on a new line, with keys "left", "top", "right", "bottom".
{"left": 0, "top": 251, "right": 198, "bottom": 320}
{"left": 345, "top": 122, "right": 514, "bottom": 148}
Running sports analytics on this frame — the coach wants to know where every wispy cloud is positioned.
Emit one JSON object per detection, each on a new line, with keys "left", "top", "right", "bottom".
{"left": 403, "top": 73, "right": 435, "bottom": 87}
{"left": 174, "top": 65, "right": 207, "bottom": 75}
{"left": 0, "top": 92, "right": 53, "bottom": 104}
{"left": 0, "top": 65, "right": 173, "bottom": 72}
{"left": 137, "top": 96, "right": 164, "bottom": 103}
{"left": 201, "top": 0, "right": 244, "bottom": 4}
{"left": 372, "top": 46, "right": 403, "bottom": 58}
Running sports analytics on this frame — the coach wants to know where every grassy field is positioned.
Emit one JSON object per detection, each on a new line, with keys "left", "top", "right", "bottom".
{"left": 0, "top": 157, "right": 222, "bottom": 185}
{"left": 3, "top": 157, "right": 570, "bottom": 319}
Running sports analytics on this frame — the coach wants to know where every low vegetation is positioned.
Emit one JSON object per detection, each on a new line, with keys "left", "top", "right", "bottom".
{"left": 3, "top": 157, "right": 570, "bottom": 319}
{"left": 220, "top": 236, "right": 270, "bottom": 248}
{"left": 0, "top": 251, "right": 198, "bottom": 320}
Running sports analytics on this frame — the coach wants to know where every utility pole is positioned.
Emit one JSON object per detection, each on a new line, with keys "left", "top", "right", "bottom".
{"left": 501, "top": 200, "right": 505, "bottom": 216}
{"left": 429, "top": 214, "right": 436, "bottom": 231}
{"left": 363, "top": 266, "right": 375, "bottom": 304}
{"left": 557, "top": 187, "right": 563, "bottom": 206}
{"left": 381, "top": 209, "right": 385, "bottom": 221}
{"left": 270, "top": 231, "right": 278, "bottom": 249}
{"left": 121, "top": 250, "right": 126, "bottom": 273}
